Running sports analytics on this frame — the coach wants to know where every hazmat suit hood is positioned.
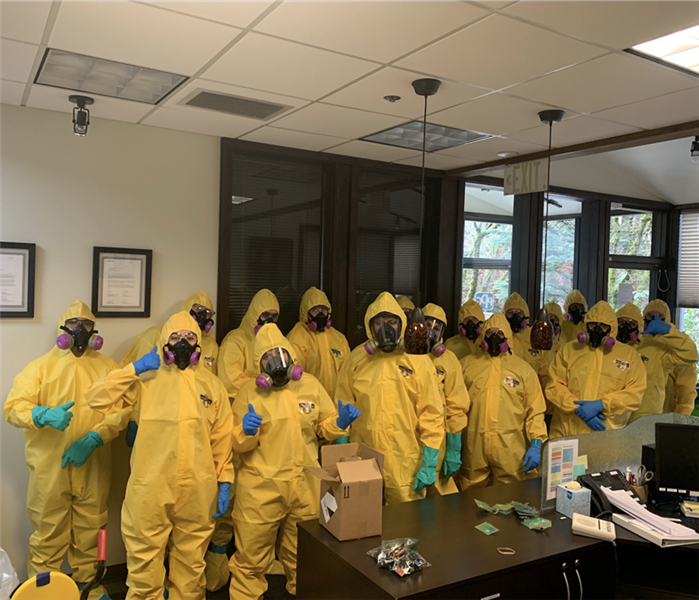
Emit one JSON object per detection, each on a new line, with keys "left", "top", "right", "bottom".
{"left": 395, "top": 295, "right": 415, "bottom": 310}
{"left": 458, "top": 299, "right": 485, "bottom": 325}
{"left": 180, "top": 290, "right": 214, "bottom": 314}
{"left": 58, "top": 300, "right": 96, "bottom": 336}
{"left": 253, "top": 323, "right": 298, "bottom": 370}
{"left": 158, "top": 311, "right": 202, "bottom": 364}
{"left": 477, "top": 312, "right": 514, "bottom": 351}
{"left": 299, "top": 287, "right": 331, "bottom": 323}
{"left": 643, "top": 299, "right": 672, "bottom": 324}
{"left": 241, "top": 289, "right": 280, "bottom": 334}
{"left": 422, "top": 303, "right": 447, "bottom": 343}
{"left": 504, "top": 292, "right": 529, "bottom": 315}
{"left": 585, "top": 301, "right": 618, "bottom": 339}
{"left": 364, "top": 292, "right": 407, "bottom": 340}
{"left": 616, "top": 302, "right": 643, "bottom": 326}
{"left": 544, "top": 301, "right": 564, "bottom": 323}
{"left": 564, "top": 290, "right": 588, "bottom": 313}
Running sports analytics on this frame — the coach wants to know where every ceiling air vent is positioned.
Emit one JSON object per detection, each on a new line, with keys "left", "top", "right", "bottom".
{"left": 180, "top": 89, "right": 292, "bottom": 121}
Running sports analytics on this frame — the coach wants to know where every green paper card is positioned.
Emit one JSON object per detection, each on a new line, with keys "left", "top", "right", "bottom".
{"left": 494, "top": 503, "right": 514, "bottom": 514}
{"left": 573, "top": 464, "right": 586, "bottom": 479}
{"left": 523, "top": 517, "right": 552, "bottom": 530}
{"left": 475, "top": 499, "right": 492, "bottom": 512}
{"left": 475, "top": 522, "right": 500, "bottom": 535}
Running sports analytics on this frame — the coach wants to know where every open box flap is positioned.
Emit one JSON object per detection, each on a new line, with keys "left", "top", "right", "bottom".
{"left": 305, "top": 466, "right": 340, "bottom": 482}
{"left": 337, "top": 458, "right": 383, "bottom": 483}
{"left": 320, "top": 443, "right": 359, "bottom": 469}
{"left": 361, "top": 444, "right": 384, "bottom": 474}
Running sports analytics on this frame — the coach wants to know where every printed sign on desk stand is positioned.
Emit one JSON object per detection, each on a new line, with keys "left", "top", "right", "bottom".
{"left": 546, "top": 439, "right": 579, "bottom": 501}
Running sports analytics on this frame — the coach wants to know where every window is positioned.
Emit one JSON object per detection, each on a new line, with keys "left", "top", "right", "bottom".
{"left": 462, "top": 184, "right": 512, "bottom": 316}
{"left": 678, "top": 308, "right": 699, "bottom": 351}
{"left": 678, "top": 210, "right": 699, "bottom": 308}
{"left": 607, "top": 268, "right": 650, "bottom": 311}
{"left": 609, "top": 210, "right": 653, "bottom": 257}
{"left": 541, "top": 195, "right": 581, "bottom": 307}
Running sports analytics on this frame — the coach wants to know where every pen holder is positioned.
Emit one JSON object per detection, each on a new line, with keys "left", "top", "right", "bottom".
{"left": 631, "top": 484, "right": 648, "bottom": 504}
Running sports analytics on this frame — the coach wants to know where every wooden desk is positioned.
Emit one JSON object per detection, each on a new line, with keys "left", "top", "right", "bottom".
{"left": 297, "top": 479, "right": 614, "bottom": 599}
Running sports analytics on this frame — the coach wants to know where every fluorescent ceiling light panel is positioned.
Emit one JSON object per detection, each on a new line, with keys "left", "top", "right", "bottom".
{"left": 362, "top": 121, "right": 491, "bottom": 152}
{"left": 630, "top": 25, "right": 699, "bottom": 75}
{"left": 35, "top": 48, "right": 188, "bottom": 104}
{"left": 231, "top": 196, "right": 255, "bottom": 205}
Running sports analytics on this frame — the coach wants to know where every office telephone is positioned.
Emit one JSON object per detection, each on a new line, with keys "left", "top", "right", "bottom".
{"left": 577, "top": 469, "right": 644, "bottom": 518}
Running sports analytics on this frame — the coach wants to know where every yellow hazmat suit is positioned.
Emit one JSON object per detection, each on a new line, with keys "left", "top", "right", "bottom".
{"left": 539, "top": 302, "right": 566, "bottom": 413}
{"left": 86, "top": 312, "right": 234, "bottom": 600}
{"left": 444, "top": 300, "right": 485, "bottom": 361}
{"left": 4, "top": 301, "right": 130, "bottom": 585}
{"left": 395, "top": 294, "right": 415, "bottom": 311}
{"left": 458, "top": 313, "right": 547, "bottom": 489}
{"left": 228, "top": 324, "right": 346, "bottom": 599}
{"left": 334, "top": 292, "right": 444, "bottom": 504}
{"left": 547, "top": 301, "right": 646, "bottom": 438}
{"left": 422, "top": 303, "right": 470, "bottom": 496}
{"left": 561, "top": 290, "right": 588, "bottom": 345}
{"left": 617, "top": 300, "right": 698, "bottom": 422}
{"left": 286, "top": 287, "right": 351, "bottom": 397}
{"left": 665, "top": 363, "right": 698, "bottom": 414}
{"left": 119, "top": 291, "right": 220, "bottom": 374}
{"left": 504, "top": 292, "right": 545, "bottom": 376}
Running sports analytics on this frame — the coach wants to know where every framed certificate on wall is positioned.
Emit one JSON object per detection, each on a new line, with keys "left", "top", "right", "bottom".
{"left": 0, "top": 242, "right": 36, "bottom": 318}
{"left": 92, "top": 247, "right": 152, "bottom": 318}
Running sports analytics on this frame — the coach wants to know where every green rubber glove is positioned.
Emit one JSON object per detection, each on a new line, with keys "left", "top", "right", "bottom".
{"left": 61, "top": 432, "right": 103, "bottom": 468}
{"left": 32, "top": 401, "right": 75, "bottom": 431}
{"left": 443, "top": 433, "right": 462, "bottom": 479}
{"left": 414, "top": 446, "right": 439, "bottom": 491}
{"left": 334, "top": 436, "right": 350, "bottom": 444}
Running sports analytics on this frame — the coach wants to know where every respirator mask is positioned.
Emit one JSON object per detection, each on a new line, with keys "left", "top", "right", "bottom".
{"left": 365, "top": 312, "right": 403, "bottom": 355}
{"left": 255, "top": 348, "right": 303, "bottom": 390}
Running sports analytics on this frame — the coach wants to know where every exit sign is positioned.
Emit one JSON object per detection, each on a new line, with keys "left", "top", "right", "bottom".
{"left": 503, "top": 160, "right": 548, "bottom": 196}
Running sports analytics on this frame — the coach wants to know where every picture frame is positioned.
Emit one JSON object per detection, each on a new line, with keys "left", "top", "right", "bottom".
{"left": 0, "top": 242, "right": 36, "bottom": 318}
{"left": 92, "top": 246, "right": 152, "bottom": 318}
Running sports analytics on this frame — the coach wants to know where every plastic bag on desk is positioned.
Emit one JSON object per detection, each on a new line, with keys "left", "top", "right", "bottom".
{"left": 0, "top": 547, "right": 19, "bottom": 600}
{"left": 367, "top": 537, "right": 430, "bottom": 577}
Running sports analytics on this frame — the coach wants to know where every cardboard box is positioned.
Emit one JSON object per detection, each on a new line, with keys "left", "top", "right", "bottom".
{"left": 306, "top": 443, "right": 384, "bottom": 541}
{"left": 556, "top": 484, "right": 591, "bottom": 519}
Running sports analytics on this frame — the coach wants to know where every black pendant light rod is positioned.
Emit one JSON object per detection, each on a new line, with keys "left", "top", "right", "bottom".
{"left": 421, "top": 94, "right": 428, "bottom": 201}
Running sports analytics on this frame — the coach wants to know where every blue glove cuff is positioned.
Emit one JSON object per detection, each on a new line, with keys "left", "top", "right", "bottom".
{"left": 530, "top": 439, "right": 542, "bottom": 449}
{"left": 31, "top": 406, "right": 48, "bottom": 428}
{"left": 209, "top": 544, "right": 228, "bottom": 555}
{"left": 219, "top": 482, "right": 231, "bottom": 493}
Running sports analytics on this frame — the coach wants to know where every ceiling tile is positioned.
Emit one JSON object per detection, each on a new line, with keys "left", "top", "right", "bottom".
{"left": 1, "top": 39, "right": 39, "bottom": 83}
{"left": 270, "top": 103, "right": 405, "bottom": 139}
{"left": 440, "top": 136, "right": 548, "bottom": 161}
{"left": 323, "top": 140, "right": 422, "bottom": 163}
{"left": 394, "top": 153, "right": 484, "bottom": 170}
{"left": 0, "top": 1, "right": 51, "bottom": 44}
{"left": 240, "top": 126, "right": 347, "bottom": 152}
{"left": 140, "top": 1, "right": 274, "bottom": 28}
{"left": 429, "top": 93, "right": 574, "bottom": 136}
{"left": 503, "top": 1, "right": 699, "bottom": 50}
{"left": 395, "top": 14, "right": 606, "bottom": 90}
{"left": 49, "top": 1, "right": 240, "bottom": 75}
{"left": 507, "top": 115, "right": 643, "bottom": 148}
{"left": 592, "top": 87, "right": 699, "bottom": 130}
{"left": 1, "top": 79, "right": 26, "bottom": 105}
{"left": 27, "top": 83, "right": 153, "bottom": 123}
{"left": 201, "top": 33, "right": 378, "bottom": 100}
{"left": 323, "top": 67, "right": 490, "bottom": 119}
{"left": 254, "top": 1, "right": 489, "bottom": 63}
{"left": 142, "top": 105, "right": 259, "bottom": 138}
{"left": 507, "top": 53, "right": 697, "bottom": 114}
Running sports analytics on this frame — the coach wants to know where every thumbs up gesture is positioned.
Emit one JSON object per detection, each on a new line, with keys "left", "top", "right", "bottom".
{"left": 35, "top": 401, "right": 75, "bottom": 431}
{"left": 242, "top": 404, "right": 263, "bottom": 436}
{"left": 336, "top": 399, "right": 361, "bottom": 430}
{"left": 134, "top": 346, "right": 161, "bottom": 376}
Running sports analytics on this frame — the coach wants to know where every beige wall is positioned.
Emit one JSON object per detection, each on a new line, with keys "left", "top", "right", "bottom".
{"left": 0, "top": 104, "right": 220, "bottom": 578}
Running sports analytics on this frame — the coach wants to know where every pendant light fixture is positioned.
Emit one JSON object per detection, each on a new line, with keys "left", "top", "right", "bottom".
{"left": 69, "top": 95, "right": 94, "bottom": 137}
{"left": 530, "top": 109, "right": 565, "bottom": 351}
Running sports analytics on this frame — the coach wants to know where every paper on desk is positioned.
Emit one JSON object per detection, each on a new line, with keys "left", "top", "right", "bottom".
{"left": 546, "top": 439, "right": 578, "bottom": 500}
{"left": 601, "top": 487, "right": 696, "bottom": 537}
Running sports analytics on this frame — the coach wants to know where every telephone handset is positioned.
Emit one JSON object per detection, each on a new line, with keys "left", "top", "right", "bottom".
{"left": 577, "top": 469, "right": 643, "bottom": 518}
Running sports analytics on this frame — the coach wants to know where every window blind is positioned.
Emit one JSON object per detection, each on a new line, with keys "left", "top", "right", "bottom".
{"left": 678, "top": 210, "right": 699, "bottom": 308}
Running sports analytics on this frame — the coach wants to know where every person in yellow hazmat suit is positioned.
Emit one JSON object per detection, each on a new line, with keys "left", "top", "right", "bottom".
{"left": 395, "top": 294, "right": 415, "bottom": 320}
{"left": 334, "top": 292, "right": 444, "bottom": 504}
{"left": 458, "top": 313, "right": 547, "bottom": 489}
{"left": 444, "top": 299, "right": 486, "bottom": 361}
{"left": 504, "top": 292, "right": 545, "bottom": 376}
{"left": 665, "top": 363, "right": 698, "bottom": 414}
{"left": 228, "top": 324, "right": 358, "bottom": 600}
{"left": 4, "top": 300, "right": 130, "bottom": 600}
{"left": 85, "top": 312, "right": 234, "bottom": 600}
{"left": 422, "top": 303, "right": 470, "bottom": 496}
{"left": 615, "top": 300, "right": 698, "bottom": 422}
{"left": 546, "top": 301, "right": 646, "bottom": 437}
{"left": 286, "top": 287, "right": 351, "bottom": 397}
{"left": 537, "top": 302, "right": 567, "bottom": 427}
{"left": 561, "top": 290, "right": 588, "bottom": 344}
{"left": 206, "top": 289, "right": 280, "bottom": 590}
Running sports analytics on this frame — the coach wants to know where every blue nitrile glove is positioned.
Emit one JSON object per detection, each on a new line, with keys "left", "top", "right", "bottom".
{"left": 242, "top": 404, "right": 262, "bottom": 436}
{"left": 61, "top": 432, "right": 103, "bottom": 468}
{"left": 133, "top": 346, "right": 160, "bottom": 376}
{"left": 32, "top": 401, "right": 75, "bottom": 431}
{"left": 414, "top": 446, "right": 439, "bottom": 491}
{"left": 125, "top": 421, "right": 138, "bottom": 448}
{"left": 522, "top": 439, "right": 542, "bottom": 473}
{"left": 336, "top": 400, "right": 361, "bottom": 430}
{"left": 443, "top": 433, "right": 462, "bottom": 478}
{"left": 212, "top": 482, "right": 231, "bottom": 518}
{"left": 574, "top": 399, "right": 605, "bottom": 422}
{"left": 641, "top": 314, "right": 671, "bottom": 336}
{"left": 585, "top": 414, "right": 607, "bottom": 431}
{"left": 335, "top": 436, "right": 350, "bottom": 444}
